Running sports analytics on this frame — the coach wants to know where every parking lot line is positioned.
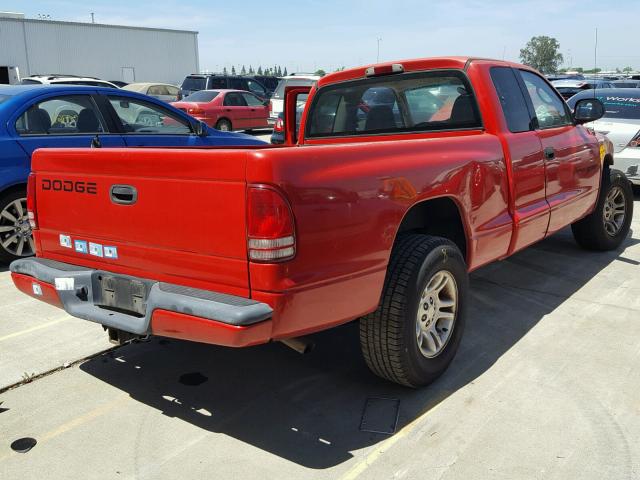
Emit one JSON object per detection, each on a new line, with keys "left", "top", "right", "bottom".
{"left": 0, "top": 317, "right": 68, "bottom": 342}
{"left": 339, "top": 393, "right": 449, "bottom": 480}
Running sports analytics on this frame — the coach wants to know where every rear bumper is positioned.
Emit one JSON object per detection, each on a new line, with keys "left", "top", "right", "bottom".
{"left": 615, "top": 148, "right": 640, "bottom": 185}
{"left": 10, "top": 258, "right": 273, "bottom": 347}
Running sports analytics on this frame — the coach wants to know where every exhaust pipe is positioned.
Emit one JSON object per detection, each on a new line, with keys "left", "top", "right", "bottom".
{"left": 280, "top": 336, "right": 314, "bottom": 354}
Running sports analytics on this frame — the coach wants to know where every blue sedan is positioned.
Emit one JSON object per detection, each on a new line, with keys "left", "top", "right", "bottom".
{"left": 0, "top": 85, "right": 266, "bottom": 262}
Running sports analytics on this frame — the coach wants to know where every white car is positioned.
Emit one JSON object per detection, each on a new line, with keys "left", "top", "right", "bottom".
{"left": 20, "top": 75, "right": 119, "bottom": 88}
{"left": 269, "top": 74, "right": 320, "bottom": 126}
{"left": 122, "top": 83, "right": 180, "bottom": 103}
{"left": 568, "top": 88, "right": 640, "bottom": 185}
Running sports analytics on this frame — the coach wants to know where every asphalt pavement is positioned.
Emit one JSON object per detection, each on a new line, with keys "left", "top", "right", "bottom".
{"left": 0, "top": 192, "right": 638, "bottom": 480}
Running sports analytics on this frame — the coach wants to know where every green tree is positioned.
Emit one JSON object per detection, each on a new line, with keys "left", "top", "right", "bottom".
{"left": 623, "top": 66, "right": 633, "bottom": 73}
{"left": 241, "top": 65, "right": 246, "bottom": 75}
{"left": 231, "top": 66, "right": 236, "bottom": 75}
{"left": 257, "top": 66, "right": 263, "bottom": 75}
{"left": 223, "top": 67, "right": 228, "bottom": 75}
{"left": 575, "top": 67, "right": 584, "bottom": 73}
{"left": 519, "top": 36, "right": 564, "bottom": 74}
{"left": 283, "top": 67, "right": 288, "bottom": 76}
{"left": 314, "top": 69, "right": 326, "bottom": 76}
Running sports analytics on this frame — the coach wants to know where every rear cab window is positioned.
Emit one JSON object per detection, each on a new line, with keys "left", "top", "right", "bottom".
{"left": 306, "top": 70, "right": 482, "bottom": 138}
{"left": 490, "top": 67, "right": 533, "bottom": 133}
{"left": 181, "top": 77, "right": 206, "bottom": 91}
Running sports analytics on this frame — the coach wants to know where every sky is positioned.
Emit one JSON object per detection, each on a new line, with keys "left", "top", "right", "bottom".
{"left": 2, "top": 0, "right": 639, "bottom": 73}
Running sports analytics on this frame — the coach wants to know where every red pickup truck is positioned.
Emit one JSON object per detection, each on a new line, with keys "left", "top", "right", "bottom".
{"left": 11, "top": 57, "right": 634, "bottom": 387}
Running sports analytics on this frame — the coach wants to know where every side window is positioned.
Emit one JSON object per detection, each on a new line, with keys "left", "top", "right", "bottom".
{"left": 223, "top": 93, "right": 247, "bottom": 107}
{"left": 15, "top": 95, "right": 105, "bottom": 135}
{"left": 208, "top": 78, "right": 226, "bottom": 89}
{"left": 147, "top": 85, "right": 167, "bottom": 96}
{"left": 519, "top": 70, "right": 571, "bottom": 129}
{"left": 241, "top": 93, "right": 264, "bottom": 106}
{"left": 166, "top": 86, "right": 180, "bottom": 96}
{"left": 107, "top": 97, "right": 192, "bottom": 134}
{"left": 490, "top": 67, "right": 533, "bottom": 133}
{"left": 229, "top": 78, "right": 244, "bottom": 90}
{"left": 246, "top": 80, "right": 267, "bottom": 98}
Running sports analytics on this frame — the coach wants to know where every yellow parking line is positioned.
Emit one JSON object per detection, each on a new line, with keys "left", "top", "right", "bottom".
{"left": 0, "top": 317, "right": 68, "bottom": 342}
{"left": 339, "top": 394, "right": 448, "bottom": 480}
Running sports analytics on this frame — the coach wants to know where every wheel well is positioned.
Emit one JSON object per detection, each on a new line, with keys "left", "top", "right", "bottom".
{"left": 0, "top": 183, "right": 27, "bottom": 200}
{"left": 216, "top": 117, "right": 232, "bottom": 127}
{"left": 395, "top": 197, "right": 468, "bottom": 261}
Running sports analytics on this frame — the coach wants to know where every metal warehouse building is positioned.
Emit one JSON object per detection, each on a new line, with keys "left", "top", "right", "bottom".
{"left": 0, "top": 12, "right": 199, "bottom": 85}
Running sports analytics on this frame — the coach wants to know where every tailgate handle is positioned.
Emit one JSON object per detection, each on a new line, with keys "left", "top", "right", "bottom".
{"left": 110, "top": 185, "right": 137, "bottom": 205}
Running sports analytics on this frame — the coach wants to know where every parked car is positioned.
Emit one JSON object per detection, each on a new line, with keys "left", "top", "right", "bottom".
{"left": 551, "top": 79, "right": 614, "bottom": 99}
{"left": 179, "top": 74, "right": 269, "bottom": 101}
{"left": 0, "top": 84, "right": 266, "bottom": 262}
{"left": 171, "top": 89, "right": 269, "bottom": 131}
{"left": 271, "top": 94, "right": 308, "bottom": 144}
{"left": 11, "top": 57, "right": 632, "bottom": 390}
{"left": 567, "top": 88, "right": 640, "bottom": 185}
{"left": 20, "top": 75, "right": 119, "bottom": 89}
{"left": 251, "top": 75, "right": 281, "bottom": 95}
{"left": 269, "top": 74, "right": 320, "bottom": 125}
{"left": 122, "top": 83, "right": 181, "bottom": 103}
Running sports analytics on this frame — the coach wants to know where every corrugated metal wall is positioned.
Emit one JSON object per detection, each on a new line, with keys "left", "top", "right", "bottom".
{"left": 0, "top": 18, "right": 199, "bottom": 84}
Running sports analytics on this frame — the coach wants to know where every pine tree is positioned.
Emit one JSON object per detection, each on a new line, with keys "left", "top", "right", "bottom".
{"left": 283, "top": 67, "right": 288, "bottom": 76}
{"left": 257, "top": 66, "right": 263, "bottom": 75}
{"left": 223, "top": 67, "right": 228, "bottom": 75}
{"left": 276, "top": 66, "right": 282, "bottom": 76}
{"left": 231, "top": 66, "right": 236, "bottom": 75}
{"left": 249, "top": 65, "right": 254, "bottom": 74}
{"left": 241, "top": 65, "right": 246, "bottom": 75}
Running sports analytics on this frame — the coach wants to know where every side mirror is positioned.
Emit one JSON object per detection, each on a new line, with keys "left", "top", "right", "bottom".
{"left": 193, "top": 120, "right": 208, "bottom": 137}
{"left": 574, "top": 98, "right": 605, "bottom": 125}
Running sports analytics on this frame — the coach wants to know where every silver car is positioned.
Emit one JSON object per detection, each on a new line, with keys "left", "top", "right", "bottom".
{"left": 568, "top": 89, "right": 640, "bottom": 185}
{"left": 122, "top": 83, "right": 180, "bottom": 103}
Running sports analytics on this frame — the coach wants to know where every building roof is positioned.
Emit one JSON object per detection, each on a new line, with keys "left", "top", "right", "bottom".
{"left": 0, "top": 15, "right": 198, "bottom": 35}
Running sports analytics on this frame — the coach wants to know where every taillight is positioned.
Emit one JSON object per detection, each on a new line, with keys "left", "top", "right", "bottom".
{"left": 188, "top": 107, "right": 204, "bottom": 115}
{"left": 365, "top": 63, "right": 404, "bottom": 77}
{"left": 247, "top": 186, "right": 295, "bottom": 262}
{"left": 269, "top": 101, "right": 273, "bottom": 114}
{"left": 27, "top": 173, "right": 37, "bottom": 230}
{"left": 628, "top": 131, "right": 640, "bottom": 148}
{"left": 274, "top": 117, "right": 284, "bottom": 133}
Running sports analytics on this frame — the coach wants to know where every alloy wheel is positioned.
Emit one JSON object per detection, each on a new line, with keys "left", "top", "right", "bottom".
{"left": 0, "top": 198, "right": 35, "bottom": 257}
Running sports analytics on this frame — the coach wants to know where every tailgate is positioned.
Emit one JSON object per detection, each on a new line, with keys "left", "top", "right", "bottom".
{"left": 31, "top": 148, "right": 251, "bottom": 296}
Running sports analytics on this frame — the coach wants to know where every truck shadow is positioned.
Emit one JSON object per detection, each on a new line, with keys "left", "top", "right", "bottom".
{"left": 79, "top": 227, "right": 638, "bottom": 469}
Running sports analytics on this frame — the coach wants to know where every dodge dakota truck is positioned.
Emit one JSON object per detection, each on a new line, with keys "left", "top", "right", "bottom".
{"left": 10, "top": 57, "right": 634, "bottom": 387}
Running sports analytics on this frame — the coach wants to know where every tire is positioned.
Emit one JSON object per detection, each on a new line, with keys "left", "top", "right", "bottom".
{"left": 215, "top": 119, "right": 232, "bottom": 132}
{"left": 360, "top": 235, "right": 468, "bottom": 387}
{"left": 571, "top": 168, "right": 634, "bottom": 251}
{"left": 0, "top": 188, "right": 35, "bottom": 264}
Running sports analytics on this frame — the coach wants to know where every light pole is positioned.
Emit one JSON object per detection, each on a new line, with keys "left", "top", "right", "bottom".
{"left": 376, "top": 37, "right": 382, "bottom": 63}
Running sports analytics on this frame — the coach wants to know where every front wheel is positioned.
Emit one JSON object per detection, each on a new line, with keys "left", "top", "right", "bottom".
{"left": 572, "top": 168, "right": 634, "bottom": 251}
{"left": 360, "top": 235, "right": 468, "bottom": 387}
{"left": 0, "top": 189, "right": 35, "bottom": 263}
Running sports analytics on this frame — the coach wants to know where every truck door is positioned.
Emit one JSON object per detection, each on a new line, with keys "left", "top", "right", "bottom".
{"left": 489, "top": 66, "right": 549, "bottom": 253}
{"left": 516, "top": 70, "right": 601, "bottom": 234}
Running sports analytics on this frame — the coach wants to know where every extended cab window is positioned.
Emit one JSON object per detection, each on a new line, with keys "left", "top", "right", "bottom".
{"left": 519, "top": 71, "right": 571, "bottom": 129}
{"left": 108, "top": 97, "right": 192, "bottom": 134}
{"left": 307, "top": 70, "right": 481, "bottom": 137}
{"left": 16, "top": 95, "right": 106, "bottom": 135}
{"left": 490, "top": 67, "right": 533, "bottom": 133}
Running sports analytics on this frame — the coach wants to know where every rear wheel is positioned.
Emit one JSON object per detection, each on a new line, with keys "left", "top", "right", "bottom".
{"left": 0, "top": 189, "right": 35, "bottom": 263}
{"left": 572, "top": 168, "right": 634, "bottom": 250}
{"left": 215, "top": 119, "right": 232, "bottom": 132}
{"left": 360, "top": 235, "right": 468, "bottom": 387}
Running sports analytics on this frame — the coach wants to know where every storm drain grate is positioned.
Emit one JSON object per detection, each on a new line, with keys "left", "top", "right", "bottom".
{"left": 359, "top": 397, "right": 400, "bottom": 435}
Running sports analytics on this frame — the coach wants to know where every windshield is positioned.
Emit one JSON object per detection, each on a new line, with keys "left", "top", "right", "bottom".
{"left": 184, "top": 90, "right": 219, "bottom": 102}
{"left": 569, "top": 93, "right": 640, "bottom": 119}
{"left": 273, "top": 78, "right": 317, "bottom": 99}
{"left": 181, "top": 77, "right": 206, "bottom": 91}
{"left": 0, "top": 94, "right": 10, "bottom": 104}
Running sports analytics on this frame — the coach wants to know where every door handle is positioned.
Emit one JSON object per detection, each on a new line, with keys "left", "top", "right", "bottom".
{"left": 226, "top": 109, "right": 232, "bottom": 112}
{"left": 110, "top": 185, "right": 137, "bottom": 205}
{"left": 544, "top": 147, "right": 555, "bottom": 160}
